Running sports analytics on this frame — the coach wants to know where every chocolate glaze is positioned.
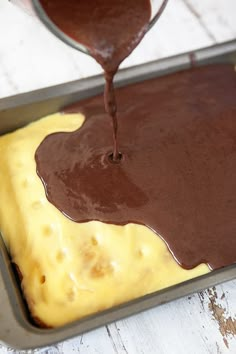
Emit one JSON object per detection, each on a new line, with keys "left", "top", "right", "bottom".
{"left": 39, "top": 0, "right": 151, "bottom": 160}
{"left": 36, "top": 64, "right": 236, "bottom": 270}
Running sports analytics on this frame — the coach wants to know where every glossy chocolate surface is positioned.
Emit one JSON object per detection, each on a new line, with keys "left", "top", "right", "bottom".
{"left": 36, "top": 64, "right": 236, "bottom": 270}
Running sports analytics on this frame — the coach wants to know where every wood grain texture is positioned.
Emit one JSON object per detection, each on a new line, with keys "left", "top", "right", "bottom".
{"left": 0, "top": 0, "right": 236, "bottom": 353}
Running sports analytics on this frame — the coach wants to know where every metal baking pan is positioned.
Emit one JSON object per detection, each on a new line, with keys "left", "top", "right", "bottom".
{"left": 0, "top": 40, "right": 236, "bottom": 350}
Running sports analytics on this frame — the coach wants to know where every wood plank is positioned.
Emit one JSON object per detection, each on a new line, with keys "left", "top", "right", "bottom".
{"left": 183, "top": 0, "right": 236, "bottom": 42}
{"left": 104, "top": 281, "right": 236, "bottom": 354}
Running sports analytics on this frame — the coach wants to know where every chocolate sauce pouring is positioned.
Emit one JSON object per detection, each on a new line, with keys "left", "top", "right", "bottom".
{"left": 39, "top": 0, "right": 152, "bottom": 161}
{"left": 35, "top": 0, "right": 236, "bottom": 271}
{"left": 36, "top": 64, "right": 236, "bottom": 270}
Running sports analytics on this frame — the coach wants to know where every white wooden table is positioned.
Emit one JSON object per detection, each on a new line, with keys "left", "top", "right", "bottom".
{"left": 0, "top": 0, "right": 236, "bottom": 353}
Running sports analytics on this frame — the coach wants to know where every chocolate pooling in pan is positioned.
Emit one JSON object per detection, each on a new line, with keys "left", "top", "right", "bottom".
{"left": 36, "top": 64, "right": 236, "bottom": 270}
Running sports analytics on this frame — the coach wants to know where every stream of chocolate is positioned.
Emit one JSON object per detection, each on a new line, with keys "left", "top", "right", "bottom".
{"left": 36, "top": 64, "right": 236, "bottom": 270}
{"left": 39, "top": 0, "right": 152, "bottom": 160}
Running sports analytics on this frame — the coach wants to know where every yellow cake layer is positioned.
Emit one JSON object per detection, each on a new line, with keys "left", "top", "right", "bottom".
{"left": 0, "top": 112, "right": 209, "bottom": 327}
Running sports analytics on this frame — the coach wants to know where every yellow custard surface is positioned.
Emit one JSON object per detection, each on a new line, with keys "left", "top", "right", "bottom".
{"left": 0, "top": 112, "right": 209, "bottom": 327}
